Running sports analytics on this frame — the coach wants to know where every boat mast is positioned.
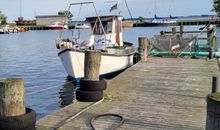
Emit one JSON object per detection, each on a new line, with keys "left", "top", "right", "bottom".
{"left": 169, "top": 3, "right": 171, "bottom": 17}
{"left": 20, "top": 0, "right": 22, "bottom": 17}
{"left": 68, "top": 2, "right": 107, "bottom": 48}
{"left": 124, "top": 0, "right": 133, "bottom": 20}
{"left": 154, "top": 0, "right": 157, "bottom": 18}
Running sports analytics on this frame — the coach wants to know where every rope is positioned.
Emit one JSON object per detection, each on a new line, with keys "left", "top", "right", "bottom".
{"left": 26, "top": 86, "right": 60, "bottom": 95}
{"left": 26, "top": 80, "right": 73, "bottom": 96}
{"left": 51, "top": 98, "right": 104, "bottom": 130}
{"left": 90, "top": 113, "right": 125, "bottom": 130}
{"left": 124, "top": 0, "right": 133, "bottom": 20}
{"left": 77, "top": 4, "right": 82, "bottom": 21}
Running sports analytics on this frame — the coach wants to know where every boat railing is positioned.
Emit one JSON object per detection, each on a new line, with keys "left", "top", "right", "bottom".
{"left": 68, "top": 2, "right": 107, "bottom": 49}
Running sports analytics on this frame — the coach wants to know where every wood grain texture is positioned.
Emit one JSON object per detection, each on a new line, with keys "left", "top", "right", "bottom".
{"left": 37, "top": 57, "right": 218, "bottom": 130}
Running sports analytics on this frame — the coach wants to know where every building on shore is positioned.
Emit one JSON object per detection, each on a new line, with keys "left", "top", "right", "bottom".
{"left": 35, "top": 15, "right": 67, "bottom": 26}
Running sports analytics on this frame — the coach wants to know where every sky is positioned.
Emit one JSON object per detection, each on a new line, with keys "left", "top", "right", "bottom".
{"left": 0, "top": 0, "right": 216, "bottom": 22}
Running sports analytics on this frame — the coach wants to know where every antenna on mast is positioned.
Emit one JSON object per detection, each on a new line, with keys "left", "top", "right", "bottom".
{"left": 154, "top": 0, "right": 157, "bottom": 17}
{"left": 20, "top": 0, "right": 22, "bottom": 17}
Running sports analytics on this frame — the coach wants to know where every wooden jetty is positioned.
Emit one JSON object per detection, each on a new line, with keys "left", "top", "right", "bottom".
{"left": 36, "top": 57, "right": 219, "bottom": 129}
{"left": 133, "top": 19, "right": 220, "bottom": 27}
{"left": 177, "top": 19, "right": 220, "bottom": 26}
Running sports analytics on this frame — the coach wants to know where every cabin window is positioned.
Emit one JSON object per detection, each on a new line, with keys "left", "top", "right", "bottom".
{"left": 91, "top": 21, "right": 112, "bottom": 34}
{"left": 107, "top": 22, "right": 112, "bottom": 33}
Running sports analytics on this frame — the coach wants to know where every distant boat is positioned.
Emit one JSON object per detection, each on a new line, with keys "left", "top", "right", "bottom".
{"left": 15, "top": 0, "right": 36, "bottom": 26}
{"left": 74, "top": 22, "right": 90, "bottom": 29}
{"left": 0, "top": 25, "right": 10, "bottom": 34}
{"left": 154, "top": 14, "right": 164, "bottom": 19}
{"left": 122, "top": 21, "right": 133, "bottom": 28}
{"left": 15, "top": 17, "right": 36, "bottom": 26}
{"left": 145, "top": 0, "right": 177, "bottom": 27}
{"left": 154, "top": 14, "right": 178, "bottom": 20}
{"left": 170, "top": 15, "right": 178, "bottom": 19}
{"left": 0, "top": 29, "right": 9, "bottom": 34}
{"left": 47, "top": 22, "right": 67, "bottom": 30}
{"left": 17, "top": 27, "right": 27, "bottom": 32}
{"left": 135, "top": 13, "right": 177, "bottom": 27}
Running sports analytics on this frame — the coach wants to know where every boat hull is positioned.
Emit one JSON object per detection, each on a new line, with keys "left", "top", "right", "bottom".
{"left": 58, "top": 49, "right": 134, "bottom": 79}
{"left": 122, "top": 22, "right": 133, "bottom": 28}
{"left": 134, "top": 22, "right": 177, "bottom": 27}
{"left": 48, "top": 27, "right": 65, "bottom": 30}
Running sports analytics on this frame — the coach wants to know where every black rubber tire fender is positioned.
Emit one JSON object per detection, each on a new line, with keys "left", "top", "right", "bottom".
{"left": 21, "top": 125, "right": 36, "bottom": 130}
{"left": 0, "top": 107, "right": 36, "bottom": 130}
{"left": 80, "top": 78, "right": 107, "bottom": 91}
{"left": 76, "top": 88, "right": 103, "bottom": 102}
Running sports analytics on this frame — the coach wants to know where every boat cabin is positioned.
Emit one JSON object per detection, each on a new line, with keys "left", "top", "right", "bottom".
{"left": 86, "top": 15, "right": 123, "bottom": 48}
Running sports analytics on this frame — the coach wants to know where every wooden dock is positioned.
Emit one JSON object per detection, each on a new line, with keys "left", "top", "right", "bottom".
{"left": 177, "top": 19, "right": 220, "bottom": 26}
{"left": 36, "top": 57, "right": 219, "bottom": 130}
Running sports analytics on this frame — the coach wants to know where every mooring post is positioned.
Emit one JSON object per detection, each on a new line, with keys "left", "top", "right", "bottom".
{"left": 84, "top": 51, "right": 101, "bottom": 81}
{"left": 212, "top": 76, "right": 219, "bottom": 93}
{"left": 207, "top": 25, "right": 214, "bottom": 46}
{"left": 76, "top": 50, "right": 105, "bottom": 102}
{"left": 0, "top": 78, "right": 36, "bottom": 129}
{"left": 172, "top": 27, "right": 176, "bottom": 35}
{"left": 0, "top": 78, "right": 25, "bottom": 116}
{"left": 160, "top": 31, "right": 165, "bottom": 35}
{"left": 207, "top": 25, "right": 215, "bottom": 59}
{"left": 180, "top": 25, "right": 184, "bottom": 37}
{"left": 206, "top": 92, "right": 220, "bottom": 130}
{"left": 138, "top": 37, "right": 149, "bottom": 62}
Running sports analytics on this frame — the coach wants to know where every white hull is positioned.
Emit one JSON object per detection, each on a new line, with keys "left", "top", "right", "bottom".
{"left": 59, "top": 50, "right": 134, "bottom": 79}
{"left": 75, "top": 24, "right": 90, "bottom": 29}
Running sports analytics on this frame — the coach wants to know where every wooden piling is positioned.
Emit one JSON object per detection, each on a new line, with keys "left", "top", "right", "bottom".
{"left": 0, "top": 78, "right": 25, "bottom": 116}
{"left": 212, "top": 76, "right": 219, "bottom": 93}
{"left": 84, "top": 51, "right": 101, "bottom": 81}
{"left": 180, "top": 25, "right": 184, "bottom": 37}
{"left": 172, "top": 27, "right": 176, "bottom": 35}
{"left": 138, "top": 37, "right": 149, "bottom": 62}
{"left": 207, "top": 25, "right": 215, "bottom": 46}
{"left": 206, "top": 92, "right": 220, "bottom": 130}
{"left": 207, "top": 25, "right": 215, "bottom": 59}
{"left": 213, "top": 36, "right": 217, "bottom": 52}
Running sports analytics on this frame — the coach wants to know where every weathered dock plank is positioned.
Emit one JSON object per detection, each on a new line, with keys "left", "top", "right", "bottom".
{"left": 36, "top": 57, "right": 219, "bottom": 130}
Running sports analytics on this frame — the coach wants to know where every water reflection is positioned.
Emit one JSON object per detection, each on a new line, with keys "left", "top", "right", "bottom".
{"left": 58, "top": 79, "right": 79, "bottom": 108}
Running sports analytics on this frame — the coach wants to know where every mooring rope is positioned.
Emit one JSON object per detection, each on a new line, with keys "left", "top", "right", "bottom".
{"left": 51, "top": 98, "right": 104, "bottom": 130}
{"left": 26, "top": 80, "right": 73, "bottom": 96}
{"left": 90, "top": 113, "right": 125, "bottom": 130}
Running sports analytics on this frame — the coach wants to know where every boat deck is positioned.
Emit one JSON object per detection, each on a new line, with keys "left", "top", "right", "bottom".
{"left": 36, "top": 57, "right": 219, "bottom": 130}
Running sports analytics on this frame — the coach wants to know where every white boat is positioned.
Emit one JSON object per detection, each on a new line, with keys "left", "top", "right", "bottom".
{"left": 0, "top": 25, "right": 9, "bottom": 34}
{"left": 75, "top": 22, "right": 90, "bottom": 29}
{"left": 48, "top": 22, "right": 67, "bottom": 30}
{"left": 56, "top": 2, "right": 135, "bottom": 80}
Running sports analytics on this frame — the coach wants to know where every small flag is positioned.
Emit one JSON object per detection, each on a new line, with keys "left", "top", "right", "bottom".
{"left": 110, "top": 3, "right": 117, "bottom": 12}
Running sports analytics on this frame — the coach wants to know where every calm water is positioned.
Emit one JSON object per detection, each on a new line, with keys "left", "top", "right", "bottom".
{"left": 0, "top": 26, "right": 219, "bottom": 119}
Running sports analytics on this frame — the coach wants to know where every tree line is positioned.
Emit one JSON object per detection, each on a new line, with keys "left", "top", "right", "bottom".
{"left": 213, "top": 0, "right": 220, "bottom": 16}
{"left": 0, "top": 11, "right": 7, "bottom": 25}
